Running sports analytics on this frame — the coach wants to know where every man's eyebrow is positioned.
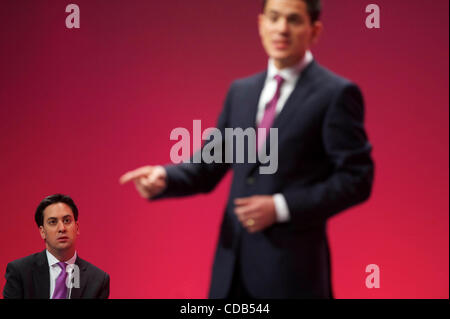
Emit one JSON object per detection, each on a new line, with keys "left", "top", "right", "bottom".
{"left": 46, "top": 215, "right": 73, "bottom": 220}
{"left": 267, "top": 10, "right": 302, "bottom": 18}
{"left": 267, "top": 10, "right": 280, "bottom": 15}
{"left": 287, "top": 13, "right": 302, "bottom": 18}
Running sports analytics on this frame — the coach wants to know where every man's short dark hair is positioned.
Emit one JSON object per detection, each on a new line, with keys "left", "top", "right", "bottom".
{"left": 35, "top": 194, "right": 79, "bottom": 227}
{"left": 262, "top": 0, "right": 322, "bottom": 24}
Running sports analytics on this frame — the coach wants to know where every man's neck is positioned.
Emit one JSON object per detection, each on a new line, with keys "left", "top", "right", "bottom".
{"left": 273, "top": 53, "right": 306, "bottom": 70}
{"left": 46, "top": 247, "right": 76, "bottom": 262}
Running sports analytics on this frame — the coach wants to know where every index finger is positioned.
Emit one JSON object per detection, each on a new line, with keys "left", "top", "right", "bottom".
{"left": 234, "top": 197, "right": 252, "bottom": 206}
{"left": 119, "top": 167, "right": 151, "bottom": 185}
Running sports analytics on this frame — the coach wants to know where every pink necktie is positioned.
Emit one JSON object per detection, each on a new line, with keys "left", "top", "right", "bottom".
{"left": 257, "top": 74, "right": 285, "bottom": 151}
{"left": 52, "top": 262, "right": 68, "bottom": 299}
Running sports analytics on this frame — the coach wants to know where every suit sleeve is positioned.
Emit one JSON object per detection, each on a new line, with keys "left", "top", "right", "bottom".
{"left": 154, "top": 83, "right": 235, "bottom": 199}
{"left": 3, "top": 262, "right": 24, "bottom": 299}
{"left": 282, "top": 83, "right": 374, "bottom": 227}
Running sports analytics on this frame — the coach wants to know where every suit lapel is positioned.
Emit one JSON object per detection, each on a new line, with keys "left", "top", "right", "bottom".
{"left": 245, "top": 61, "right": 318, "bottom": 176}
{"left": 32, "top": 250, "right": 50, "bottom": 298}
{"left": 69, "top": 256, "right": 88, "bottom": 299}
{"left": 271, "top": 60, "right": 317, "bottom": 131}
{"left": 242, "top": 71, "right": 267, "bottom": 131}
{"left": 236, "top": 72, "right": 266, "bottom": 177}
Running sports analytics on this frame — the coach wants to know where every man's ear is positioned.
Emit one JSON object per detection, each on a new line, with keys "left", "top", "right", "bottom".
{"left": 76, "top": 221, "right": 80, "bottom": 235}
{"left": 258, "top": 13, "right": 265, "bottom": 38}
{"left": 39, "top": 226, "right": 46, "bottom": 240}
{"left": 310, "top": 21, "right": 323, "bottom": 45}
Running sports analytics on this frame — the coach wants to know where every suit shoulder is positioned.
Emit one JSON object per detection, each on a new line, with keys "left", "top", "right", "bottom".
{"left": 230, "top": 71, "right": 266, "bottom": 90}
{"left": 7, "top": 251, "right": 43, "bottom": 270}
{"left": 312, "top": 62, "right": 360, "bottom": 93}
{"left": 77, "top": 257, "right": 109, "bottom": 278}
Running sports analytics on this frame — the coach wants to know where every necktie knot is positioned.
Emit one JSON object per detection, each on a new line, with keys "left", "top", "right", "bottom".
{"left": 274, "top": 74, "right": 284, "bottom": 87}
{"left": 271, "top": 74, "right": 285, "bottom": 102}
{"left": 257, "top": 74, "right": 285, "bottom": 151}
{"left": 57, "top": 262, "right": 67, "bottom": 271}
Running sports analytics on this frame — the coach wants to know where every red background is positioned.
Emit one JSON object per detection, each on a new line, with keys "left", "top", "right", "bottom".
{"left": 0, "top": 0, "right": 448, "bottom": 299}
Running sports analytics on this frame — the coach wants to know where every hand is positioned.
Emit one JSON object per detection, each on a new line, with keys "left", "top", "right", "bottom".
{"left": 119, "top": 165, "right": 167, "bottom": 199}
{"left": 234, "top": 196, "right": 277, "bottom": 233}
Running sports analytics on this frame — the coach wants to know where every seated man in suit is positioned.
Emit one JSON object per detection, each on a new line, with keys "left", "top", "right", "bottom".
{"left": 3, "top": 194, "right": 110, "bottom": 299}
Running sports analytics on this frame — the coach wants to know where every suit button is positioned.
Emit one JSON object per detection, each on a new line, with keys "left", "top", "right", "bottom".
{"left": 247, "top": 177, "right": 255, "bottom": 185}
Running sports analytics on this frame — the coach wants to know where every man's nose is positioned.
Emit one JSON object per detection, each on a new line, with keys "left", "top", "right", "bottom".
{"left": 276, "top": 18, "right": 289, "bottom": 33}
{"left": 57, "top": 221, "right": 66, "bottom": 232}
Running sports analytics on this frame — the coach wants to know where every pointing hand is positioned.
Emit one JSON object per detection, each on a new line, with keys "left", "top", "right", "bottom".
{"left": 119, "top": 165, "right": 167, "bottom": 199}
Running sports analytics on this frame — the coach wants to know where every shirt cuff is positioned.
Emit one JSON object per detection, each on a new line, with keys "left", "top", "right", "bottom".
{"left": 273, "top": 194, "right": 291, "bottom": 223}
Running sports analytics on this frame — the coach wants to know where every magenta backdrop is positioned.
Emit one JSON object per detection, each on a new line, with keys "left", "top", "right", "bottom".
{"left": 0, "top": 0, "right": 448, "bottom": 299}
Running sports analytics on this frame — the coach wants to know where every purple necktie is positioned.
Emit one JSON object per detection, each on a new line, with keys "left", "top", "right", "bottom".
{"left": 52, "top": 262, "right": 68, "bottom": 299}
{"left": 257, "top": 74, "right": 285, "bottom": 151}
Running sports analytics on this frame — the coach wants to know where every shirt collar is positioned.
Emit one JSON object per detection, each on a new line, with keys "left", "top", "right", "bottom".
{"left": 267, "top": 50, "right": 314, "bottom": 83}
{"left": 46, "top": 249, "right": 77, "bottom": 267}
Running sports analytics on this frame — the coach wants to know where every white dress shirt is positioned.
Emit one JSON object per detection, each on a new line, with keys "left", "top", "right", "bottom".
{"left": 256, "top": 51, "right": 314, "bottom": 222}
{"left": 46, "top": 249, "right": 77, "bottom": 299}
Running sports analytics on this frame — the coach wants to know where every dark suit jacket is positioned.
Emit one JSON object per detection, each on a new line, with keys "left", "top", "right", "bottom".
{"left": 3, "top": 250, "right": 110, "bottom": 299}
{"left": 156, "top": 60, "right": 374, "bottom": 298}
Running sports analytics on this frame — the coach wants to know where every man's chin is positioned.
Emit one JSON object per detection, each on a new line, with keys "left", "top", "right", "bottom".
{"left": 269, "top": 50, "right": 291, "bottom": 59}
{"left": 270, "top": 56, "right": 297, "bottom": 68}
{"left": 53, "top": 242, "right": 73, "bottom": 250}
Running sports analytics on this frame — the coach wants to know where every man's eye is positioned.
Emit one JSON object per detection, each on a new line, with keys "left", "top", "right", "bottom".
{"left": 288, "top": 17, "right": 302, "bottom": 25}
{"left": 48, "top": 220, "right": 56, "bottom": 225}
{"left": 268, "top": 15, "right": 278, "bottom": 22}
{"left": 64, "top": 219, "right": 72, "bottom": 224}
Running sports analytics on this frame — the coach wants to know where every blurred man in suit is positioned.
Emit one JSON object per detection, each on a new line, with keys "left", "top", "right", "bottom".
{"left": 3, "top": 194, "right": 110, "bottom": 299}
{"left": 120, "top": 0, "right": 374, "bottom": 298}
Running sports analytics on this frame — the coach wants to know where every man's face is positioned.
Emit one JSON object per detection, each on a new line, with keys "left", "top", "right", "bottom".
{"left": 258, "top": 0, "right": 322, "bottom": 69}
{"left": 39, "top": 203, "right": 79, "bottom": 254}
